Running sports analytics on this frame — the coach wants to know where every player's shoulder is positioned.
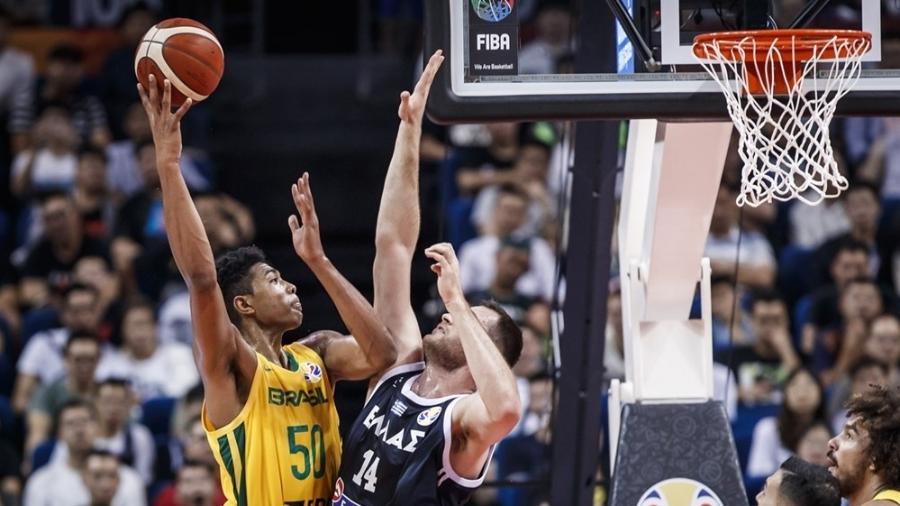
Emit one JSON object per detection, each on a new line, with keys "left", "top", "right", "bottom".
{"left": 288, "top": 330, "right": 343, "bottom": 360}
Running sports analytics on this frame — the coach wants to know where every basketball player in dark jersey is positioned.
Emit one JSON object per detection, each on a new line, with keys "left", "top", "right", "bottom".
{"left": 332, "top": 51, "right": 524, "bottom": 505}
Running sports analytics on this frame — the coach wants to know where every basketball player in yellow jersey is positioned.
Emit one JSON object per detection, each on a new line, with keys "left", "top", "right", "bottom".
{"left": 138, "top": 77, "right": 398, "bottom": 505}
{"left": 827, "top": 385, "right": 900, "bottom": 506}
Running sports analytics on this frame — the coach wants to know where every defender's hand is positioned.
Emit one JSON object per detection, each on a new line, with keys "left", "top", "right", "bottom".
{"left": 137, "top": 76, "right": 192, "bottom": 166}
{"left": 398, "top": 50, "right": 444, "bottom": 124}
{"left": 289, "top": 172, "right": 326, "bottom": 265}
{"left": 424, "top": 242, "right": 464, "bottom": 307}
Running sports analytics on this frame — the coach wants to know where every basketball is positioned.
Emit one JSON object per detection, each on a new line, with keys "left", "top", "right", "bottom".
{"left": 134, "top": 18, "right": 224, "bottom": 107}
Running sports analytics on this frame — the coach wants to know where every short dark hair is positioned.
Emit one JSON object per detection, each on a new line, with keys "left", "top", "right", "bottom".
{"left": 56, "top": 398, "right": 98, "bottom": 433}
{"left": 79, "top": 146, "right": 108, "bottom": 164}
{"left": 48, "top": 43, "right": 84, "bottom": 64}
{"left": 98, "top": 377, "right": 131, "bottom": 392}
{"left": 134, "top": 138, "right": 155, "bottom": 155}
{"left": 751, "top": 288, "right": 785, "bottom": 309}
{"left": 86, "top": 448, "right": 119, "bottom": 463}
{"left": 845, "top": 385, "right": 900, "bottom": 488}
{"left": 64, "top": 282, "right": 100, "bottom": 305}
{"left": 38, "top": 190, "right": 74, "bottom": 207}
{"left": 480, "top": 300, "right": 523, "bottom": 367}
{"left": 778, "top": 456, "right": 841, "bottom": 506}
{"left": 849, "top": 356, "right": 889, "bottom": 382}
{"left": 64, "top": 331, "right": 100, "bottom": 355}
{"left": 845, "top": 181, "right": 880, "bottom": 201}
{"left": 215, "top": 246, "right": 267, "bottom": 324}
{"left": 496, "top": 184, "right": 529, "bottom": 203}
{"left": 123, "top": 297, "right": 155, "bottom": 319}
{"left": 179, "top": 459, "right": 215, "bottom": 478}
{"left": 834, "top": 237, "right": 870, "bottom": 258}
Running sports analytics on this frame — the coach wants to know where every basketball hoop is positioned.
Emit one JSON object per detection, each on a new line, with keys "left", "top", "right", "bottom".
{"left": 693, "top": 29, "right": 872, "bottom": 207}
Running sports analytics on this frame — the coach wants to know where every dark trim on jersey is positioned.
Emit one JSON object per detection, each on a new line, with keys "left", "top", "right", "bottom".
{"left": 438, "top": 397, "right": 496, "bottom": 489}
{"left": 365, "top": 362, "right": 426, "bottom": 405}
{"left": 216, "top": 423, "right": 248, "bottom": 506}
{"left": 401, "top": 374, "right": 467, "bottom": 406}
{"left": 285, "top": 350, "right": 300, "bottom": 372}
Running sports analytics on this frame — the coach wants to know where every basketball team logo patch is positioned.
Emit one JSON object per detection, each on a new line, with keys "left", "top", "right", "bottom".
{"left": 470, "top": 0, "right": 515, "bottom": 22}
{"left": 301, "top": 362, "right": 322, "bottom": 383}
{"left": 637, "top": 478, "right": 723, "bottom": 506}
{"left": 417, "top": 407, "right": 442, "bottom": 426}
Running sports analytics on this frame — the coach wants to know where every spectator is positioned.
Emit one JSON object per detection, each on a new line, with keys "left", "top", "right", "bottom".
{"left": 100, "top": 300, "right": 198, "bottom": 401}
{"left": 705, "top": 183, "right": 776, "bottom": 289}
{"left": 22, "top": 399, "right": 145, "bottom": 506}
{"left": 0, "top": 5, "right": 35, "bottom": 156}
{"left": 603, "top": 277, "right": 625, "bottom": 383}
{"left": 466, "top": 237, "right": 550, "bottom": 335}
{"left": 801, "top": 238, "right": 870, "bottom": 354}
{"left": 10, "top": 107, "right": 79, "bottom": 199}
{"left": 788, "top": 188, "right": 851, "bottom": 250}
{"left": 168, "top": 383, "right": 203, "bottom": 444}
{"left": 100, "top": 3, "right": 157, "bottom": 140}
{"left": 828, "top": 357, "right": 889, "bottom": 435}
{"left": 459, "top": 185, "right": 557, "bottom": 301}
{"left": 510, "top": 370, "right": 552, "bottom": 438}
{"left": 862, "top": 313, "right": 900, "bottom": 386}
{"left": 813, "top": 183, "right": 882, "bottom": 288}
{"left": 25, "top": 332, "right": 101, "bottom": 462}
{"left": 155, "top": 416, "right": 226, "bottom": 506}
{"left": 715, "top": 292, "right": 800, "bottom": 406}
{"left": 153, "top": 460, "right": 222, "bottom": 506}
{"left": 747, "top": 368, "right": 826, "bottom": 480}
{"left": 194, "top": 193, "right": 255, "bottom": 255}
{"left": 92, "top": 379, "right": 155, "bottom": 485}
{"left": 519, "top": 3, "right": 574, "bottom": 75}
{"left": 471, "top": 138, "right": 555, "bottom": 238}
{"left": 851, "top": 117, "right": 900, "bottom": 199}
{"left": 17, "top": 192, "right": 111, "bottom": 309}
{"left": 12, "top": 283, "right": 107, "bottom": 413}
{"left": 31, "top": 43, "right": 111, "bottom": 148}
{"left": 455, "top": 122, "right": 520, "bottom": 197}
{"left": 82, "top": 450, "right": 124, "bottom": 506}
{"left": 72, "top": 255, "right": 123, "bottom": 344}
{"left": 814, "top": 277, "right": 884, "bottom": 385}
{"left": 795, "top": 421, "right": 832, "bottom": 468}
{"left": 72, "top": 147, "right": 115, "bottom": 239}
{"left": 106, "top": 104, "right": 209, "bottom": 200}
{"left": 709, "top": 275, "right": 753, "bottom": 351}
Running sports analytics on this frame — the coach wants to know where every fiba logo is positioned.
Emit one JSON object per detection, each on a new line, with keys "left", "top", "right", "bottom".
{"left": 302, "top": 362, "right": 323, "bottom": 383}
{"left": 417, "top": 406, "right": 442, "bottom": 426}
{"left": 470, "top": 0, "right": 515, "bottom": 22}
{"left": 637, "top": 478, "right": 723, "bottom": 506}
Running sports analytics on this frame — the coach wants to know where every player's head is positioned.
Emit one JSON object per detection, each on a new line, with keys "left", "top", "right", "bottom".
{"left": 827, "top": 385, "right": 900, "bottom": 496}
{"left": 423, "top": 300, "right": 522, "bottom": 372}
{"left": 215, "top": 246, "right": 302, "bottom": 330}
{"left": 756, "top": 457, "right": 841, "bottom": 506}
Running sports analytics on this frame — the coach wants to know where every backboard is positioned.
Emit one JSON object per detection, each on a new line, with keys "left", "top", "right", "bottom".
{"left": 424, "top": 0, "right": 900, "bottom": 122}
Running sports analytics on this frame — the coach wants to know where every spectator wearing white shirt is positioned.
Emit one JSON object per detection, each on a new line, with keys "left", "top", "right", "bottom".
{"left": 82, "top": 450, "right": 126, "bottom": 506}
{"left": 459, "top": 185, "right": 556, "bottom": 301}
{"left": 13, "top": 283, "right": 110, "bottom": 413}
{"left": 23, "top": 399, "right": 145, "bottom": 506}
{"left": 705, "top": 183, "right": 776, "bottom": 289}
{"left": 93, "top": 379, "right": 155, "bottom": 485}
{"left": 0, "top": 5, "right": 35, "bottom": 154}
{"left": 518, "top": 3, "right": 574, "bottom": 75}
{"left": 10, "top": 108, "right": 79, "bottom": 199}
{"left": 100, "top": 300, "right": 198, "bottom": 401}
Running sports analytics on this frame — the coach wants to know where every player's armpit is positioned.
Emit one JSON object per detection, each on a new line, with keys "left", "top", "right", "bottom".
{"left": 449, "top": 393, "right": 520, "bottom": 477}
{"left": 300, "top": 330, "right": 387, "bottom": 382}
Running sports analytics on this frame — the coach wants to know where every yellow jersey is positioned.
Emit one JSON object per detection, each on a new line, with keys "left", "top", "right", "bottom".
{"left": 202, "top": 343, "right": 341, "bottom": 505}
{"left": 875, "top": 489, "right": 900, "bottom": 505}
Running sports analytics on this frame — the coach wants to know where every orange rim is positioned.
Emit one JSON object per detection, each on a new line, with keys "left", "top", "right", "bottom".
{"left": 693, "top": 29, "right": 871, "bottom": 61}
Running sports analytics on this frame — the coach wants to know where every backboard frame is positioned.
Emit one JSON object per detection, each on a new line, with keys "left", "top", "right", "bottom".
{"left": 424, "top": 0, "right": 900, "bottom": 123}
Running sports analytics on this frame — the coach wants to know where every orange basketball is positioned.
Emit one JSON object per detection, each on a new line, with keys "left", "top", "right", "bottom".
{"left": 134, "top": 18, "right": 224, "bottom": 107}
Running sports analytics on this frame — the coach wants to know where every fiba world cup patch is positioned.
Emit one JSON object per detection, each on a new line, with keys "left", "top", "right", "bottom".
{"left": 637, "top": 478, "right": 723, "bottom": 506}
{"left": 417, "top": 407, "right": 442, "bottom": 426}
{"left": 302, "top": 362, "right": 323, "bottom": 383}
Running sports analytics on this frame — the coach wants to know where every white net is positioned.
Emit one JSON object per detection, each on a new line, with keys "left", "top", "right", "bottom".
{"left": 694, "top": 32, "right": 871, "bottom": 207}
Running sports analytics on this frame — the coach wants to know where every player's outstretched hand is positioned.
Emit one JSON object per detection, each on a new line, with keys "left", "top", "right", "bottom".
{"left": 137, "top": 76, "right": 192, "bottom": 166}
{"left": 289, "top": 172, "right": 326, "bottom": 265}
{"left": 424, "top": 242, "right": 465, "bottom": 307}
{"left": 398, "top": 49, "right": 444, "bottom": 124}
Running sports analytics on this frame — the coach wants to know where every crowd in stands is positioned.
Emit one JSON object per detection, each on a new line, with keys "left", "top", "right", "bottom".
{"left": 1, "top": 0, "right": 899, "bottom": 505}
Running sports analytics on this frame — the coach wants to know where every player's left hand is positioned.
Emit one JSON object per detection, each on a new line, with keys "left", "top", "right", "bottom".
{"left": 398, "top": 50, "right": 444, "bottom": 124}
{"left": 424, "top": 242, "right": 465, "bottom": 307}
{"left": 289, "top": 172, "right": 326, "bottom": 265}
